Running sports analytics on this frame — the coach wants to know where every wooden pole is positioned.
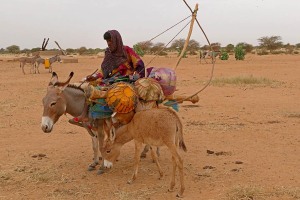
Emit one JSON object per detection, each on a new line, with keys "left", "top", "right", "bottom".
{"left": 173, "top": 3, "right": 198, "bottom": 70}
{"left": 54, "top": 41, "right": 67, "bottom": 56}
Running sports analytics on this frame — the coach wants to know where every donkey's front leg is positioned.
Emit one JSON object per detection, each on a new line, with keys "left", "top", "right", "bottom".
{"left": 36, "top": 63, "right": 40, "bottom": 74}
{"left": 21, "top": 64, "right": 25, "bottom": 75}
{"left": 88, "top": 133, "right": 100, "bottom": 171}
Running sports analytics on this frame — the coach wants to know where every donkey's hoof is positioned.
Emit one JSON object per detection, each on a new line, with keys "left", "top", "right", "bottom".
{"left": 158, "top": 173, "right": 164, "bottom": 180}
{"left": 97, "top": 165, "right": 110, "bottom": 175}
{"left": 87, "top": 163, "right": 98, "bottom": 171}
{"left": 97, "top": 169, "right": 105, "bottom": 175}
{"left": 176, "top": 193, "right": 184, "bottom": 198}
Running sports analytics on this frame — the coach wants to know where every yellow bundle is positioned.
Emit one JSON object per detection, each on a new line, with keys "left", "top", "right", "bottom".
{"left": 106, "top": 82, "right": 137, "bottom": 113}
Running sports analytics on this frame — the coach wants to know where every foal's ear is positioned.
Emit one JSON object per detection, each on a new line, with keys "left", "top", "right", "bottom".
{"left": 110, "top": 126, "right": 116, "bottom": 141}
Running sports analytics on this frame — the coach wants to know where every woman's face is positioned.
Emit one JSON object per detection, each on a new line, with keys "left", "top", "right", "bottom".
{"left": 106, "top": 39, "right": 113, "bottom": 51}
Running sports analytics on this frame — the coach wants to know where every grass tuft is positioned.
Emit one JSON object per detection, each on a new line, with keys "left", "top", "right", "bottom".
{"left": 211, "top": 75, "right": 280, "bottom": 87}
{"left": 226, "top": 185, "right": 300, "bottom": 200}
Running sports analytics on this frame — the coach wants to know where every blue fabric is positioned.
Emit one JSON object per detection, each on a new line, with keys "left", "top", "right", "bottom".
{"left": 163, "top": 100, "right": 179, "bottom": 112}
{"left": 89, "top": 98, "right": 113, "bottom": 119}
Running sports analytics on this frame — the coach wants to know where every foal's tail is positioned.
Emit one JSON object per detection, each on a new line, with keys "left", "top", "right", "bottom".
{"left": 168, "top": 107, "right": 187, "bottom": 152}
{"left": 177, "top": 122, "right": 187, "bottom": 152}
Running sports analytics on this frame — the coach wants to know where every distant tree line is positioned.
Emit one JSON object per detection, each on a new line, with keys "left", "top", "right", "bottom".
{"left": 0, "top": 46, "right": 105, "bottom": 55}
{"left": 1, "top": 36, "right": 300, "bottom": 56}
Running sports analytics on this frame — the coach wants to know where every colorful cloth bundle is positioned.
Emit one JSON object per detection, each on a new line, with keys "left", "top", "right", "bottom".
{"left": 88, "top": 98, "right": 113, "bottom": 119}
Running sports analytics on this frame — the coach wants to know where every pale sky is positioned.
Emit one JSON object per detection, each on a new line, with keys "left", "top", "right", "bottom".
{"left": 1, "top": 0, "right": 299, "bottom": 49}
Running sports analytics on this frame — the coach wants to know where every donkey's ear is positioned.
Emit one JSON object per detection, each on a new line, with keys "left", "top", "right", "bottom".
{"left": 55, "top": 71, "right": 74, "bottom": 91}
{"left": 49, "top": 72, "right": 58, "bottom": 86}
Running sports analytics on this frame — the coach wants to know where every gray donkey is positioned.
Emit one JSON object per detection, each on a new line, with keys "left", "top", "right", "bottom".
{"left": 41, "top": 72, "right": 107, "bottom": 172}
{"left": 36, "top": 54, "right": 62, "bottom": 73}
{"left": 19, "top": 54, "right": 40, "bottom": 74}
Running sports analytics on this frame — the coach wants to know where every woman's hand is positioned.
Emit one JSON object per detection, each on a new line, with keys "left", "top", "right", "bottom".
{"left": 86, "top": 74, "right": 98, "bottom": 82}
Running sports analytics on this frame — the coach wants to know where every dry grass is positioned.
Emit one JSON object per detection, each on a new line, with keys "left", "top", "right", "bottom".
{"left": 285, "top": 112, "right": 300, "bottom": 118}
{"left": 211, "top": 75, "right": 281, "bottom": 87}
{"left": 225, "top": 185, "right": 300, "bottom": 200}
{"left": 113, "top": 185, "right": 164, "bottom": 200}
{"left": 47, "top": 186, "right": 92, "bottom": 199}
{"left": 0, "top": 170, "right": 13, "bottom": 184}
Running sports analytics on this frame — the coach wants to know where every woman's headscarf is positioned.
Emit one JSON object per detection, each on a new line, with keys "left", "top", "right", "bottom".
{"left": 101, "top": 30, "right": 127, "bottom": 78}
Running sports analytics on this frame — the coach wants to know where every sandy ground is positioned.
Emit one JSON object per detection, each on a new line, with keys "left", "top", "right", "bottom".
{"left": 0, "top": 54, "right": 299, "bottom": 200}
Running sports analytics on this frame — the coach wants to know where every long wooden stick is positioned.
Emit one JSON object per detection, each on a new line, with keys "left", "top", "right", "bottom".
{"left": 54, "top": 41, "right": 67, "bottom": 56}
{"left": 77, "top": 69, "right": 98, "bottom": 88}
{"left": 173, "top": 3, "right": 198, "bottom": 70}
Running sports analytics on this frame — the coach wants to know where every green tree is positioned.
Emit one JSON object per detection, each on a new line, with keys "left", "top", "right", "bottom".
{"left": 188, "top": 39, "right": 200, "bottom": 55}
{"left": 151, "top": 42, "right": 165, "bottom": 54}
{"left": 66, "top": 48, "right": 76, "bottom": 54}
{"left": 295, "top": 43, "right": 300, "bottom": 48}
{"left": 201, "top": 45, "right": 210, "bottom": 51}
{"left": 6, "top": 45, "right": 20, "bottom": 54}
{"left": 133, "top": 44, "right": 145, "bottom": 57}
{"left": 284, "top": 43, "right": 295, "bottom": 54}
{"left": 78, "top": 47, "right": 87, "bottom": 55}
{"left": 170, "top": 39, "right": 185, "bottom": 51}
{"left": 211, "top": 42, "right": 221, "bottom": 51}
{"left": 237, "top": 42, "right": 253, "bottom": 53}
{"left": 31, "top": 47, "right": 41, "bottom": 53}
{"left": 135, "top": 41, "right": 153, "bottom": 54}
{"left": 220, "top": 51, "right": 229, "bottom": 60}
{"left": 225, "top": 44, "right": 234, "bottom": 52}
{"left": 258, "top": 36, "right": 283, "bottom": 53}
{"left": 0, "top": 48, "right": 6, "bottom": 54}
{"left": 234, "top": 45, "right": 245, "bottom": 60}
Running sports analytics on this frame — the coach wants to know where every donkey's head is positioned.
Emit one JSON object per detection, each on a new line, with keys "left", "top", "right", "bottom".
{"left": 41, "top": 72, "right": 74, "bottom": 133}
{"left": 57, "top": 55, "right": 62, "bottom": 63}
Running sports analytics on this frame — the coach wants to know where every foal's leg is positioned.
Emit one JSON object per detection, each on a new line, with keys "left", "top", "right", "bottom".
{"left": 49, "top": 64, "right": 52, "bottom": 73}
{"left": 140, "top": 144, "right": 150, "bottom": 158}
{"left": 128, "top": 140, "right": 143, "bottom": 184}
{"left": 169, "top": 156, "right": 177, "bottom": 192}
{"left": 141, "top": 145, "right": 160, "bottom": 159}
{"left": 167, "top": 144, "right": 185, "bottom": 198}
{"left": 150, "top": 147, "right": 163, "bottom": 179}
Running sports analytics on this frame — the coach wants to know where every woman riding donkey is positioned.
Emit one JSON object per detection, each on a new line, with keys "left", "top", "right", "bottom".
{"left": 69, "top": 30, "right": 145, "bottom": 126}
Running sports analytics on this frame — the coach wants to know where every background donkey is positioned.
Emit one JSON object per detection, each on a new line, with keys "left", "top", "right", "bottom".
{"left": 19, "top": 54, "right": 40, "bottom": 74}
{"left": 41, "top": 72, "right": 105, "bottom": 171}
{"left": 36, "top": 54, "right": 62, "bottom": 73}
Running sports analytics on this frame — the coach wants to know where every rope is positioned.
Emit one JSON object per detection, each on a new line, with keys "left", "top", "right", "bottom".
{"left": 142, "top": 15, "right": 191, "bottom": 45}
{"left": 145, "top": 20, "right": 191, "bottom": 67}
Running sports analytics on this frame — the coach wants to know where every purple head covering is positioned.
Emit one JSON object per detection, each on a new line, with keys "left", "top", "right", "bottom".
{"left": 101, "top": 30, "right": 127, "bottom": 78}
